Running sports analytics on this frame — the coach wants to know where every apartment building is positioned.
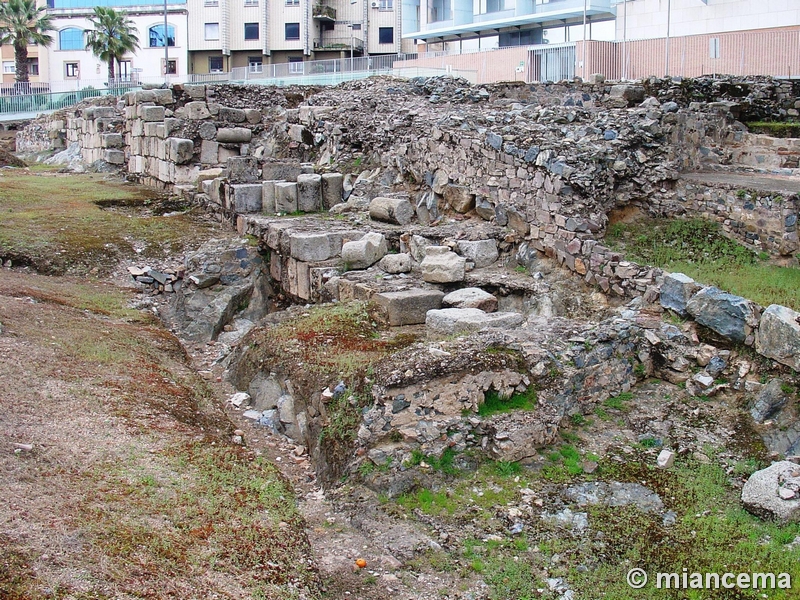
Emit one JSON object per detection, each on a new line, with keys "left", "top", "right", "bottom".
{"left": 1, "top": 43, "right": 44, "bottom": 87}
{"left": 187, "top": 0, "right": 413, "bottom": 75}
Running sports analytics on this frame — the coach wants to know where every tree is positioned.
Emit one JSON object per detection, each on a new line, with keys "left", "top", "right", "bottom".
{"left": 85, "top": 6, "right": 139, "bottom": 82}
{"left": 0, "top": 0, "right": 54, "bottom": 85}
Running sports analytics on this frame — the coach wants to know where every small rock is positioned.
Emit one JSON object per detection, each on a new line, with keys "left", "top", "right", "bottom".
{"left": 229, "top": 391, "right": 250, "bottom": 407}
{"left": 657, "top": 449, "right": 675, "bottom": 469}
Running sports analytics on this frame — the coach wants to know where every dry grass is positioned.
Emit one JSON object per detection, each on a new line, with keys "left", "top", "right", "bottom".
{"left": 0, "top": 271, "right": 320, "bottom": 599}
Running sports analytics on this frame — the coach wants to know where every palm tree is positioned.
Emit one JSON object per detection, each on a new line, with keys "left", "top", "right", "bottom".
{"left": 0, "top": 0, "right": 54, "bottom": 86}
{"left": 85, "top": 6, "right": 139, "bottom": 82}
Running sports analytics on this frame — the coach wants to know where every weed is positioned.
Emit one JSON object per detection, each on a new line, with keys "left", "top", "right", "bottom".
{"left": 514, "top": 265, "right": 529, "bottom": 274}
{"left": 634, "top": 363, "right": 646, "bottom": 378}
{"left": 594, "top": 406, "right": 611, "bottom": 421}
{"left": 494, "top": 460, "right": 522, "bottom": 477}
{"left": 639, "top": 437, "right": 660, "bottom": 448}
{"left": 570, "top": 413, "right": 588, "bottom": 426}
{"left": 781, "top": 382, "right": 795, "bottom": 395}
{"left": 478, "top": 387, "right": 537, "bottom": 417}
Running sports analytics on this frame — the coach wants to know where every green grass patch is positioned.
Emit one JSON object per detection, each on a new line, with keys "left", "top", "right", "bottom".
{"left": 605, "top": 217, "right": 800, "bottom": 310}
{"left": 478, "top": 387, "right": 537, "bottom": 417}
{"left": 396, "top": 487, "right": 456, "bottom": 515}
{"left": 746, "top": 120, "right": 800, "bottom": 138}
{"left": 0, "top": 171, "right": 213, "bottom": 276}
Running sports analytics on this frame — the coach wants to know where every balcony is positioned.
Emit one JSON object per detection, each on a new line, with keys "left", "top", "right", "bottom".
{"left": 405, "top": 0, "right": 615, "bottom": 40}
{"left": 312, "top": 4, "right": 336, "bottom": 20}
{"left": 313, "top": 36, "right": 365, "bottom": 52}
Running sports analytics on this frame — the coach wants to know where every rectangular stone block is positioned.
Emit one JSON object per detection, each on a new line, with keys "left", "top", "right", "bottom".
{"left": 289, "top": 232, "right": 334, "bottom": 262}
{"left": 275, "top": 182, "right": 298, "bottom": 213}
{"left": 230, "top": 183, "right": 263, "bottom": 213}
{"left": 321, "top": 173, "right": 343, "bottom": 209}
{"left": 100, "top": 133, "right": 124, "bottom": 148}
{"left": 174, "top": 165, "right": 200, "bottom": 185}
{"left": 104, "top": 149, "right": 125, "bottom": 165}
{"left": 262, "top": 161, "right": 301, "bottom": 182}
{"left": 152, "top": 88, "right": 174, "bottom": 105}
{"left": 168, "top": 138, "right": 194, "bottom": 164}
{"left": 373, "top": 289, "right": 445, "bottom": 326}
{"left": 296, "top": 173, "right": 321, "bottom": 212}
{"left": 262, "top": 180, "right": 278, "bottom": 215}
{"left": 218, "top": 146, "right": 239, "bottom": 164}
{"left": 144, "top": 122, "right": 160, "bottom": 137}
{"left": 200, "top": 140, "right": 219, "bottom": 164}
{"left": 226, "top": 156, "right": 260, "bottom": 183}
{"left": 139, "top": 104, "right": 165, "bottom": 122}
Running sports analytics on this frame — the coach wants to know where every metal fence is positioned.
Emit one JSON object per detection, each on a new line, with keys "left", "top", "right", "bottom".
{"left": 0, "top": 83, "right": 141, "bottom": 117}
{"left": 187, "top": 53, "right": 446, "bottom": 85}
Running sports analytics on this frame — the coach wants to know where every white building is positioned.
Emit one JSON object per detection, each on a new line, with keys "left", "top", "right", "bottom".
{"left": 43, "top": 0, "right": 189, "bottom": 90}
{"left": 615, "top": 0, "right": 800, "bottom": 41}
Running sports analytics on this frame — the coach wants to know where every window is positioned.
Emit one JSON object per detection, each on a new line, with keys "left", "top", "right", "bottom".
{"left": 244, "top": 0, "right": 258, "bottom": 5}
{"left": 322, "top": 21, "right": 334, "bottom": 31}
{"left": 286, "top": 0, "right": 299, "bottom": 4}
{"left": 428, "top": 0, "right": 451, "bottom": 22}
{"left": 285, "top": 22, "right": 300, "bottom": 40}
{"left": 248, "top": 56, "right": 263, "bottom": 72}
{"left": 28, "top": 59, "right": 39, "bottom": 76}
{"left": 59, "top": 27, "right": 84, "bottom": 50}
{"left": 244, "top": 22, "right": 259, "bottom": 40}
{"left": 2, "top": 62, "right": 14, "bottom": 74}
{"left": 204, "top": 23, "right": 220, "bottom": 40}
{"left": 352, "top": 23, "right": 361, "bottom": 30}
{"left": 289, "top": 56, "right": 303, "bottom": 73}
{"left": 117, "top": 60, "right": 132, "bottom": 80}
{"left": 148, "top": 24, "right": 175, "bottom": 47}
{"left": 378, "top": 27, "right": 393, "bottom": 44}
{"left": 379, "top": 0, "right": 393, "bottom": 8}
{"left": 204, "top": 0, "right": 218, "bottom": 5}
{"left": 64, "top": 62, "right": 79, "bottom": 78}
{"left": 209, "top": 55, "right": 223, "bottom": 72}
{"left": 162, "top": 58, "right": 177, "bottom": 75}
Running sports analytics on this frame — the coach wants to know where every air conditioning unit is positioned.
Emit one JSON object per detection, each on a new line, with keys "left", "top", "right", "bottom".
{"left": 370, "top": 1, "right": 379, "bottom": 8}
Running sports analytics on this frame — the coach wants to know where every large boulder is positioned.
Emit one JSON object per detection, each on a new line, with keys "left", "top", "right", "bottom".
{"left": 420, "top": 246, "right": 466, "bottom": 283}
{"left": 443, "top": 184, "right": 475, "bottom": 213}
{"left": 741, "top": 461, "right": 800, "bottom": 523}
{"left": 660, "top": 272, "right": 700, "bottom": 317}
{"left": 442, "top": 287, "right": 498, "bottom": 312}
{"left": 425, "top": 308, "right": 524, "bottom": 335}
{"left": 457, "top": 239, "right": 499, "bottom": 269}
{"left": 341, "top": 232, "right": 387, "bottom": 269}
{"left": 750, "top": 379, "right": 790, "bottom": 424}
{"left": 756, "top": 304, "right": 800, "bottom": 370}
{"left": 169, "top": 238, "right": 271, "bottom": 342}
{"left": 686, "top": 287, "right": 759, "bottom": 343}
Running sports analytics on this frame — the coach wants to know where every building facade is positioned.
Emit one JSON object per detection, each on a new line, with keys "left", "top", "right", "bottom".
{"left": 42, "top": 0, "right": 189, "bottom": 90}
{"left": 615, "top": 0, "right": 800, "bottom": 41}
{"left": 401, "top": 0, "right": 616, "bottom": 48}
{"left": 186, "top": 0, "right": 412, "bottom": 75}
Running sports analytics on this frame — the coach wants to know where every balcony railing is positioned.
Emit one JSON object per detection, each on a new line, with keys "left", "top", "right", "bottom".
{"left": 313, "top": 36, "right": 364, "bottom": 51}
{"left": 312, "top": 4, "right": 336, "bottom": 20}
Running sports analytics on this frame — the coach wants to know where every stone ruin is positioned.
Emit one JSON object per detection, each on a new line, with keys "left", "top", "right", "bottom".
{"left": 17, "top": 75, "right": 800, "bottom": 503}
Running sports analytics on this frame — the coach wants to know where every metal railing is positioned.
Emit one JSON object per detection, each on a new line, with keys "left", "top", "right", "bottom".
{"left": 313, "top": 36, "right": 365, "bottom": 51}
{"left": 0, "top": 84, "right": 140, "bottom": 117}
